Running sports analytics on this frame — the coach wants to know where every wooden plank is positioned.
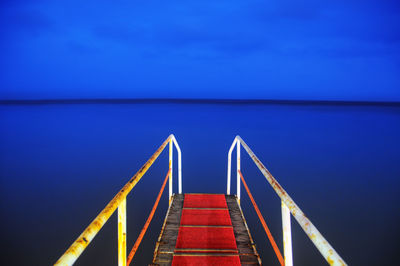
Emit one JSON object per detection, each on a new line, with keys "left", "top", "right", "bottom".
{"left": 152, "top": 194, "right": 184, "bottom": 265}
{"left": 226, "top": 195, "right": 261, "bottom": 265}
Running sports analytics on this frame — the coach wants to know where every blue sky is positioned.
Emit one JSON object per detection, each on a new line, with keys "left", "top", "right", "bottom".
{"left": 1, "top": 0, "right": 399, "bottom": 101}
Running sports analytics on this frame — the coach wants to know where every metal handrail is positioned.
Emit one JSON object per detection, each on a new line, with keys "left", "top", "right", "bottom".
{"left": 239, "top": 169, "right": 284, "bottom": 266}
{"left": 227, "top": 136, "right": 347, "bottom": 266}
{"left": 126, "top": 168, "right": 171, "bottom": 265}
{"left": 55, "top": 134, "right": 182, "bottom": 266}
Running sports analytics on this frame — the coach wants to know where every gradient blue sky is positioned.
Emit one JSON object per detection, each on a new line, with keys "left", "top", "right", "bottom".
{"left": 1, "top": 0, "right": 399, "bottom": 101}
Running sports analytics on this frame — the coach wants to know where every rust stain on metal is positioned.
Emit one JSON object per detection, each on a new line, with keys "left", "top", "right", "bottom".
{"left": 235, "top": 136, "right": 347, "bottom": 266}
{"left": 126, "top": 169, "right": 171, "bottom": 265}
{"left": 239, "top": 170, "right": 284, "bottom": 266}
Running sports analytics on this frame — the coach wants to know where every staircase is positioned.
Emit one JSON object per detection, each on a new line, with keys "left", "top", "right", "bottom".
{"left": 152, "top": 194, "right": 260, "bottom": 265}
{"left": 55, "top": 135, "right": 347, "bottom": 266}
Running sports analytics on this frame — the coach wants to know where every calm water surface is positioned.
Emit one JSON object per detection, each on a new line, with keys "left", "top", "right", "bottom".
{"left": 0, "top": 103, "right": 399, "bottom": 265}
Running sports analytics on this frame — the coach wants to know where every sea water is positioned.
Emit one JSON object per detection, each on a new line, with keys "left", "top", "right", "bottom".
{"left": 0, "top": 102, "right": 399, "bottom": 265}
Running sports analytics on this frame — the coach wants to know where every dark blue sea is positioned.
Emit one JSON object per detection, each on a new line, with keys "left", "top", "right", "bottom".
{"left": 1, "top": 102, "right": 399, "bottom": 265}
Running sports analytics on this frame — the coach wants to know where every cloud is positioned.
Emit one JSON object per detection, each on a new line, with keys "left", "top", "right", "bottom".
{"left": 66, "top": 41, "right": 99, "bottom": 55}
{"left": 248, "top": 0, "right": 323, "bottom": 22}
{"left": 0, "top": 9, "right": 55, "bottom": 38}
{"left": 92, "top": 25, "right": 142, "bottom": 44}
{"left": 1, "top": 0, "right": 399, "bottom": 101}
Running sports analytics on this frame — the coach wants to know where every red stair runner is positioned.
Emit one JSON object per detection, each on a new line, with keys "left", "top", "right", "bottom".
{"left": 172, "top": 255, "right": 240, "bottom": 265}
{"left": 180, "top": 209, "right": 232, "bottom": 226}
{"left": 172, "top": 194, "right": 241, "bottom": 266}
{"left": 183, "top": 194, "right": 228, "bottom": 209}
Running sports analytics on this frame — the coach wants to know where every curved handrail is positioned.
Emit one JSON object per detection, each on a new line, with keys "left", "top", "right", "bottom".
{"left": 227, "top": 136, "right": 347, "bottom": 266}
{"left": 55, "top": 134, "right": 182, "bottom": 266}
{"left": 171, "top": 135, "right": 182, "bottom": 194}
{"left": 226, "top": 138, "right": 238, "bottom": 195}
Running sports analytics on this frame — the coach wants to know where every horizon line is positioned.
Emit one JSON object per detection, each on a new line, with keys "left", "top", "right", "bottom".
{"left": 1, "top": 98, "right": 400, "bottom": 106}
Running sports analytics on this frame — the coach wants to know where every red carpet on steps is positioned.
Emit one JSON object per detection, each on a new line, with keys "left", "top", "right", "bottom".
{"left": 183, "top": 194, "right": 228, "bottom": 208}
{"left": 172, "top": 194, "right": 241, "bottom": 266}
{"left": 172, "top": 256, "right": 241, "bottom": 265}
{"left": 175, "top": 227, "right": 238, "bottom": 250}
{"left": 180, "top": 209, "right": 232, "bottom": 226}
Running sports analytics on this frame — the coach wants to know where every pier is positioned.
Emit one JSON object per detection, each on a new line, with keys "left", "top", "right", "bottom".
{"left": 54, "top": 135, "right": 346, "bottom": 266}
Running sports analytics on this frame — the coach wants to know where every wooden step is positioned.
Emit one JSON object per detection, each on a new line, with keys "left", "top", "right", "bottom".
{"left": 152, "top": 194, "right": 261, "bottom": 265}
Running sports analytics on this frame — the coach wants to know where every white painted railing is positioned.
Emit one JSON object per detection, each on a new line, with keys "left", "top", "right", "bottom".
{"left": 227, "top": 136, "right": 346, "bottom": 266}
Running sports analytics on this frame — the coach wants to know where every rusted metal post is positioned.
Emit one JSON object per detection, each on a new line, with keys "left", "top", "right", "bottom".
{"left": 126, "top": 169, "right": 171, "bottom": 265}
{"left": 281, "top": 201, "right": 293, "bottom": 266}
{"left": 118, "top": 199, "right": 127, "bottom": 266}
{"left": 169, "top": 139, "right": 173, "bottom": 204}
{"left": 236, "top": 139, "right": 241, "bottom": 203}
{"left": 227, "top": 138, "right": 238, "bottom": 195}
{"left": 236, "top": 136, "right": 347, "bottom": 266}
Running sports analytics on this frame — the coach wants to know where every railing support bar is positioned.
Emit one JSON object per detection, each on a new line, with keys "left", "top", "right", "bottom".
{"left": 118, "top": 199, "right": 127, "bottom": 266}
{"left": 227, "top": 138, "right": 238, "bottom": 195}
{"left": 236, "top": 136, "right": 347, "bottom": 266}
{"left": 126, "top": 169, "right": 171, "bottom": 265}
{"left": 236, "top": 139, "right": 241, "bottom": 203}
{"left": 169, "top": 139, "right": 173, "bottom": 204}
{"left": 239, "top": 170, "right": 284, "bottom": 265}
{"left": 171, "top": 135, "right": 182, "bottom": 194}
{"left": 55, "top": 136, "right": 171, "bottom": 265}
{"left": 281, "top": 201, "right": 293, "bottom": 266}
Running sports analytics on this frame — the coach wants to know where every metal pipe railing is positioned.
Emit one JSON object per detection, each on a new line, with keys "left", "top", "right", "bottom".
{"left": 55, "top": 134, "right": 182, "bottom": 266}
{"left": 118, "top": 198, "right": 127, "bottom": 266}
{"left": 238, "top": 170, "right": 284, "bottom": 266}
{"left": 126, "top": 168, "right": 171, "bottom": 265}
{"left": 226, "top": 138, "right": 238, "bottom": 195}
{"left": 171, "top": 135, "right": 182, "bottom": 194}
{"left": 227, "top": 136, "right": 347, "bottom": 266}
{"left": 281, "top": 200, "right": 293, "bottom": 266}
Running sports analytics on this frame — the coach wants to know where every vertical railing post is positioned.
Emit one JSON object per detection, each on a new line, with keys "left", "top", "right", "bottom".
{"left": 169, "top": 139, "right": 173, "bottom": 204}
{"left": 118, "top": 199, "right": 127, "bottom": 266}
{"left": 227, "top": 158, "right": 231, "bottom": 195}
{"left": 171, "top": 135, "right": 182, "bottom": 194}
{"left": 281, "top": 201, "right": 293, "bottom": 266}
{"left": 236, "top": 140, "right": 241, "bottom": 203}
{"left": 177, "top": 149, "right": 182, "bottom": 194}
{"left": 227, "top": 139, "right": 236, "bottom": 195}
